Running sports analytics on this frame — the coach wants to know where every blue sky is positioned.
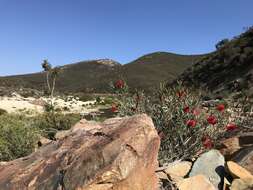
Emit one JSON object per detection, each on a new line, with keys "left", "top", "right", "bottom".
{"left": 0, "top": 0, "right": 252, "bottom": 76}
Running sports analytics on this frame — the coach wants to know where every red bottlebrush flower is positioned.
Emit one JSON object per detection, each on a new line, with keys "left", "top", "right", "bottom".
{"left": 186, "top": 119, "right": 197, "bottom": 127}
{"left": 111, "top": 104, "right": 117, "bottom": 112}
{"left": 183, "top": 106, "right": 190, "bottom": 113}
{"left": 226, "top": 123, "right": 237, "bottom": 131}
{"left": 207, "top": 115, "right": 217, "bottom": 125}
{"left": 192, "top": 108, "right": 201, "bottom": 116}
{"left": 216, "top": 104, "right": 225, "bottom": 112}
{"left": 158, "top": 131, "right": 165, "bottom": 139}
{"left": 114, "top": 79, "right": 124, "bottom": 89}
{"left": 202, "top": 136, "right": 213, "bottom": 149}
{"left": 176, "top": 91, "right": 185, "bottom": 98}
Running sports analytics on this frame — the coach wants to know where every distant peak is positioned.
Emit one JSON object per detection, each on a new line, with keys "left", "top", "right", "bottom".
{"left": 96, "top": 59, "right": 121, "bottom": 66}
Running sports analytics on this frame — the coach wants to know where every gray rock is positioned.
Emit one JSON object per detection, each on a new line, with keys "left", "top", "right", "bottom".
{"left": 189, "top": 149, "right": 225, "bottom": 190}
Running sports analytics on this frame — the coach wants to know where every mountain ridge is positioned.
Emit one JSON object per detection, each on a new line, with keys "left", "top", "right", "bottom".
{"left": 0, "top": 51, "right": 205, "bottom": 93}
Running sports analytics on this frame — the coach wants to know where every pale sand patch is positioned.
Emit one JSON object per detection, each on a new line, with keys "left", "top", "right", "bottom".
{"left": 0, "top": 95, "right": 99, "bottom": 115}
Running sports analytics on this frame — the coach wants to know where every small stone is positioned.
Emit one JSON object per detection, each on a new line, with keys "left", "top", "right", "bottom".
{"left": 227, "top": 161, "right": 253, "bottom": 180}
{"left": 178, "top": 175, "right": 216, "bottom": 190}
{"left": 164, "top": 161, "right": 192, "bottom": 178}
{"left": 223, "top": 177, "right": 231, "bottom": 190}
{"left": 38, "top": 136, "right": 52, "bottom": 146}
{"left": 219, "top": 137, "right": 241, "bottom": 159}
{"left": 189, "top": 149, "right": 225, "bottom": 189}
{"left": 231, "top": 178, "right": 253, "bottom": 190}
{"left": 156, "top": 171, "right": 168, "bottom": 180}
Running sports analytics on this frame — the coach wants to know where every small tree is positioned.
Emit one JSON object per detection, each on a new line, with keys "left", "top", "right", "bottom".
{"left": 42, "top": 59, "right": 52, "bottom": 93}
{"left": 215, "top": 39, "right": 229, "bottom": 50}
{"left": 50, "top": 67, "right": 61, "bottom": 98}
{"left": 41, "top": 60, "right": 61, "bottom": 98}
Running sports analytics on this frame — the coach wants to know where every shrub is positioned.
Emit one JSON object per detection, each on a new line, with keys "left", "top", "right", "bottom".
{"left": 112, "top": 81, "right": 232, "bottom": 164}
{"left": 0, "top": 108, "right": 7, "bottom": 116}
{"left": 33, "top": 112, "right": 81, "bottom": 140}
{"left": 78, "top": 94, "right": 94, "bottom": 102}
{"left": 216, "top": 39, "right": 229, "bottom": 50}
{"left": 0, "top": 114, "right": 39, "bottom": 161}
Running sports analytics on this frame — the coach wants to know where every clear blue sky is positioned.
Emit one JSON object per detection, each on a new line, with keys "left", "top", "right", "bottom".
{"left": 0, "top": 0, "right": 252, "bottom": 76}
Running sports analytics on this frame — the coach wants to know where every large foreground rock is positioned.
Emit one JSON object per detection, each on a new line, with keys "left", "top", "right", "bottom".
{"left": 0, "top": 114, "right": 160, "bottom": 190}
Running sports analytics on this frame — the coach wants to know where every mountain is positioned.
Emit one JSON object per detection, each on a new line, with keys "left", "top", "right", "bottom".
{"left": 0, "top": 52, "right": 204, "bottom": 94}
{"left": 175, "top": 28, "right": 253, "bottom": 96}
{"left": 122, "top": 52, "right": 203, "bottom": 91}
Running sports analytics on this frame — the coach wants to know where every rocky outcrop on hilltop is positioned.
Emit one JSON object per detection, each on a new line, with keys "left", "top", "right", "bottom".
{"left": 0, "top": 114, "right": 160, "bottom": 190}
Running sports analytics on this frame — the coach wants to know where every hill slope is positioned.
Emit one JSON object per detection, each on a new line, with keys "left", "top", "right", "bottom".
{"left": 176, "top": 28, "right": 253, "bottom": 96}
{"left": 0, "top": 52, "right": 204, "bottom": 93}
{"left": 122, "top": 52, "right": 203, "bottom": 91}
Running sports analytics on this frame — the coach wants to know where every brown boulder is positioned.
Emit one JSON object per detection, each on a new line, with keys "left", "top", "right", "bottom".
{"left": 219, "top": 133, "right": 253, "bottom": 174}
{"left": 178, "top": 175, "right": 216, "bottom": 190}
{"left": 231, "top": 178, "right": 253, "bottom": 190}
{"left": 227, "top": 161, "right": 253, "bottom": 180}
{"left": 0, "top": 114, "right": 160, "bottom": 190}
{"left": 219, "top": 133, "right": 253, "bottom": 160}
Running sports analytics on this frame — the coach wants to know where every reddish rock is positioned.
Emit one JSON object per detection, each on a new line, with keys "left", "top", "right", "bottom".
{"left": 0, "top": 114, "right": 160, "bottom": 190}
{"left": 219, "top": 133, "right": 253, "bottom": 174}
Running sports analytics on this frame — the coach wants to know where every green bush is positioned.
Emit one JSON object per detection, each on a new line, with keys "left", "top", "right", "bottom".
{"left": 78, "top": 94, "right": 94, "bottom": 102}
{"left": 33, "top": 113, "right": 81, "bottom": 140}
{"left": 0, "top": 108, "right": 7, "bottom": 116}
{"left": 0, "top": 114, "right": 39, "bottom": 161}
{"left": 215, "top": 38, "right": 229, "bottom": 50}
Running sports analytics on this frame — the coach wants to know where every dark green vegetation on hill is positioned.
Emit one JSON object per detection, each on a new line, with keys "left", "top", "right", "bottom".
{"left": 122, "top": 52, "right": 203, "bottom": 92}
{"left": 0, "top": 53, "right": 204, "bottom": 93}
{"left": 176, "top": 28, "right": 253, "bottom": 96}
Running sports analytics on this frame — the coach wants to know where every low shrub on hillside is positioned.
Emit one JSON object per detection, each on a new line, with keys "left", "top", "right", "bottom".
{"left": 0, "top": 114, "right": 39, "bottom": 161}
{"left": 33, "top": 112, "right": 81, "bottom": 140}
{"left": 112, "top": 80, "right": 235, "bottom": 164}
{"left": 0, "top": 111, "right": 81, "bottom": 161}
{"left": 0, "top": 108, "right": 7, "bottom": 116}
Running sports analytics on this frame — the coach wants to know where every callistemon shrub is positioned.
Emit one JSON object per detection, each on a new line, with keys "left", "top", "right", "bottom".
{"left": 112, "top": 80, "right": 233, "bottom": 164}
{"left": 153, "top": 84, "right": 232, "bottom": 163}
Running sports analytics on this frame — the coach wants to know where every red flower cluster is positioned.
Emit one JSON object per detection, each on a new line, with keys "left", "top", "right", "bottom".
{"left": 202, "top": 136, "right": 213, "bottom": 149}
{"left": 226, "top": 123, "right": 237, "bottom": 131}
{"left": 183, "top": 106, "right": 190, "bottom": 113}
{"left": 183, "top": 105, "right": 202, "bottom": 116}
{"left": 111, "top": 104, "right": 118, "bottom": 112}
{"left": 207, "top": 115, "right": 217, "bottom": 125}
{"left": 158, "top": 131, "right": 165, "bottom": 139}
{"left": 115, "top": 79, "right": 124, "bottom": 89}
{"left": 186, "top": 119, "right": 197, "bottom": 127}
{"left": 216, "top": 104, "right": 225, "bottom": 112}
{"left": 176, "top": 91, "right": 185, "bottom": 98}
{"left": 192, "top": 108, "right": 201, "bottom": 116}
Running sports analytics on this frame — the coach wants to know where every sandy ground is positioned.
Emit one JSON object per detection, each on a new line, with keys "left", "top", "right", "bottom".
{"left": 0, "top": 93, "right": 98, "bottom": 115}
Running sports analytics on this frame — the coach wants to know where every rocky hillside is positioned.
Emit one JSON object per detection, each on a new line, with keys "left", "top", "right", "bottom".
{"left": 176, "top": 28, "right": 253, "bottom": 96}
{"left": 0, "top": 52, "right": 203, "bottom": 93}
